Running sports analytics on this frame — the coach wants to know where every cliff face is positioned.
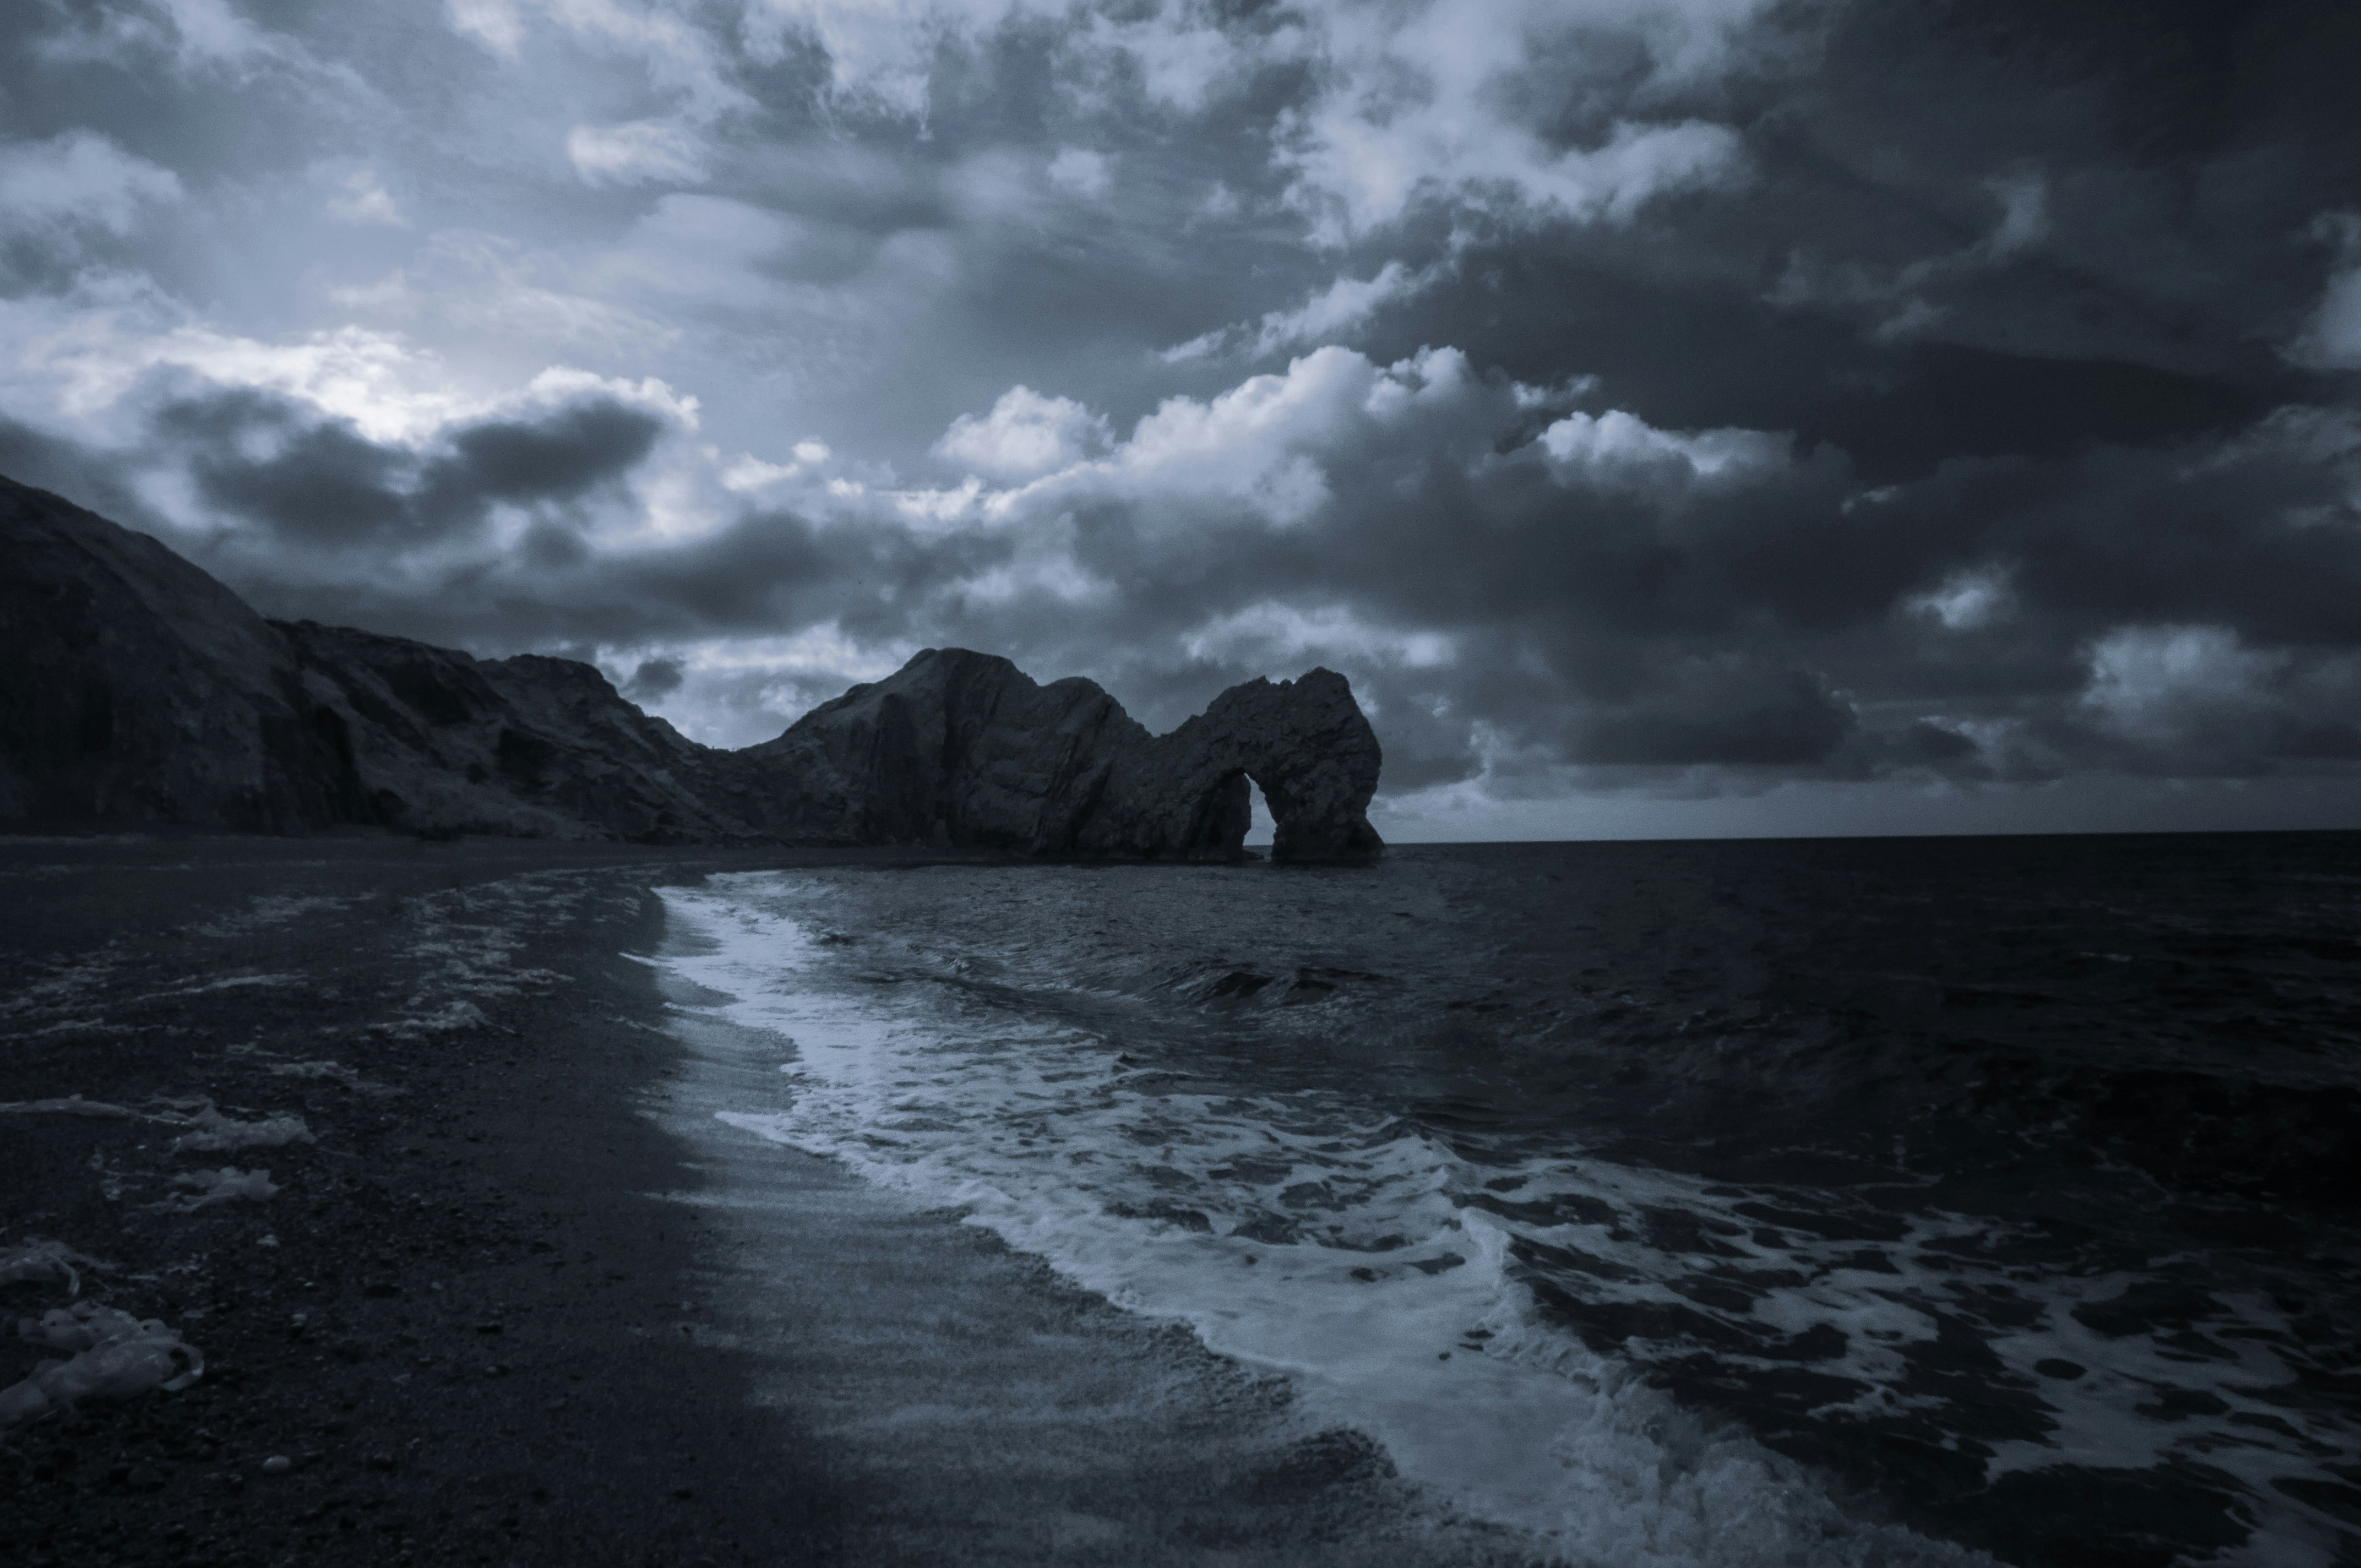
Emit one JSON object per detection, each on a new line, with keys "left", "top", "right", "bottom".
{"left": 0, "top": 477, "right": 369, "bottom": 831}
{"left": 276, "top": 621, "right": 757, "bottom": 844}
{"left": 1, "top": 476, "right": 1384, "bottom": 860}
{"left": 741, "top": 649, "right": 1149, "bottom": 849}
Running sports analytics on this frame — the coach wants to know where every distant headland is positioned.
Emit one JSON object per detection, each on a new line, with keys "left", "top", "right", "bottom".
{"left": 0, "top": 475, "right": 1383, "bottom": 862}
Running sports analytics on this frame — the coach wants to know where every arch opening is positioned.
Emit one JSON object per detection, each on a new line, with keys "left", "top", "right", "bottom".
{"left": 1243, "top": 775, "right": 1274, "bottom": 848}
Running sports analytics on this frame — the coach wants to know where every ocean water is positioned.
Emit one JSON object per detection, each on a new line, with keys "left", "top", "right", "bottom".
{"left": 652, "top": 835, "right": 2361, "bottom": 1567}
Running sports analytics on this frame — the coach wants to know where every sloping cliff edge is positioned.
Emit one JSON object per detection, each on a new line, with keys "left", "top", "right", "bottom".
{"left": 0, "top": 475, "right": 1383, "bottom": 862}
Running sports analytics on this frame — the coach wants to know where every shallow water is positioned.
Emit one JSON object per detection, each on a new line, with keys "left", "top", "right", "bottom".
{"left": 654, "top": 835, "right": 2361, "bottom": 1567}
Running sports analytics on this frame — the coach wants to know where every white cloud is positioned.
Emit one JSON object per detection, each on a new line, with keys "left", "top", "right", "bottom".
{"left": 1102, "top": 346, "right": 1389, "bottom": 524}
{"left": 935, "top": 386, "right": 1108, "bottom": 479}
{"left": 37, "top": 0, "right": 348, "bottom": 82}
{"left": 1289, "top": 111, "right": 1742, "bottom": 241}
{"left": 1047, "top": 147, "right": 1112, "bottom": 200}
{"left": 522, "top": 365, "right": 700, "bottom": 429}
{"left": 1183, "top": 601, "right": 1455, "bottom": 671}
{"left": 2293, "top": 216, "right": 2361, "bottom": 370}
{"left": 75, "top": 320, "right": 477, "bottom": 443}
{"left": 2082, "top": 625, "right": 2283, "bottom": 743}
{"left": 1253, "top": 262, "right": 1428, "bottom": 354}
{"left": 911, "top": 344, "right": 1791, "bottom": 542}
{"left": 1910, "top": 567, "right": 2011, "bottom": 631}
{"left": 0, "top": 263, "right": 702, "bottom": 461}
{"left": 325, "top": 168, "right": 406, "bottom": 227}
{"left": 599, "top": 627, "right": 917, "bottom": 748}
{"left": 964, "top": 345, "right": 1506, "bottom": 530}
{"left": 447, "top": 0, "right": 526, "bottom": 55}
{"left": 164, "top": 0, "right": 260, "bottom": 55}
{"left": 0, "top": 132, "right": 182, "bottom": 237}
{"left": 955, "top": 550, "right": 1110, "bottom": 609}
{"left": 739, "top": 0, "right": 1769, "bottom": 249}
{"left": 1162, "top": 261, "right": 1438, "bottom": 362}
{"left": 1984, "top": 168, "right": 2048, "bottom": 258}
{"left": 742, "top": 0, "right": 1036, "bottom": 115}
{"left": 2302, "top": 268, "right": 2361, "bottom": 369}
{"left": 1536, "top": 408, "right": 1787, "bottom": 489}
{"left": 1274, "top": 0, "right": 1765, "bottom": 239}
{"left": 531, "top": 0, "right": 750, "bottom": 119}
{"left": 322, "top": 229, "right": 676, "bottom": 361}
{"left": 567, "top": 121, "right": 708, "bottom": 186}
{"left": 719, "top": 438, "right": 831, "bottom": 494}
{"left": 151, "top": 0, "right": 281, "bottom": 68}
{"left": 1157, "top": 327, "right": 1228, "bottom": 364}
{"left": 1087, "top": 8, "right": 1267, "bottom": 114}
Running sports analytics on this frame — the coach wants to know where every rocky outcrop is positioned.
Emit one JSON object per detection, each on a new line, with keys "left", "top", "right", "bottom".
{"left": 276, "top": 621, "right": 756, "bottom": 843}
{"left": 743, "top": 648, "right": 1383, "bottom": 862}
{"left": 1090, "top": 667, "right": 1386, "bottom": 862}
{"left": 1, "top": 476, "right": 1385, "bottom": 860}
{"left": 0, "top": 476, "right": 369, "bottom": 831}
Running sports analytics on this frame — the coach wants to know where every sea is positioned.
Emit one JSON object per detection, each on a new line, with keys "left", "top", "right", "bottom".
{"left": 650, "top": 834, "right": 2361, "bottom": 1568}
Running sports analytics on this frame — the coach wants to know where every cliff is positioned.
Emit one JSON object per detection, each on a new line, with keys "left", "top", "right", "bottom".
{"left": 0, "top": 477, "right": 369, "bottom": 831}
{"left": 273, "top": 620, "right": 760, "bottom": 844}
{"left": 0, "top": 475, "right": 1384, "bottom": 861}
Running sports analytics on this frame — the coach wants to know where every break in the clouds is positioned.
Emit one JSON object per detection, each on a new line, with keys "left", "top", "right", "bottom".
{"left": 2, "top": 1, "right": 2358, "bottom": 839}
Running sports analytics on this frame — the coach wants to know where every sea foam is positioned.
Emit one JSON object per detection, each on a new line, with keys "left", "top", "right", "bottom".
{"left": 659, "top": 876, "right": 1990, "bottom": 1567}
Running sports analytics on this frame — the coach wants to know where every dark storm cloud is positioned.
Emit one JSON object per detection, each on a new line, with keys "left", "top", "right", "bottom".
{"left": 806, "top": 338, "right": 2361, "bottom": 789}
{"left": 1573, "top": 664, "right": 1858, "bottom": 769}
{"left": 621, "top": 655, "right": 684, "bottom": 702}
{"left": 1354, "top": 2, "right": 2360, "bottom": 484}
{"left": 153, "top": 388, "right": 665, "bottom": 547}
{"left": 0, "top": 414, "right": 171, "bottom": 537}
{"left": 3, "top": 0, "right": 2358, "bottom": 820}
{"left": 187, "top": 466, "right": 1016, "bottom": 664}
{"left": 428, "top": 400, "right": 665, "bottom": 508}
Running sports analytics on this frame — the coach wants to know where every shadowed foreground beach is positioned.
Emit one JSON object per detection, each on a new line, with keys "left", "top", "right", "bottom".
{"left": 0, "top": 834, "right": 1508, "bottom": 1568}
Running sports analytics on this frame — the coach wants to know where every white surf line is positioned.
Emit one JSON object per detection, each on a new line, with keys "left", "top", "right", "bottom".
{"left": 644, "top": 976, "right": 1504, "bottom": 1566}
{"left": 652, "top": 875, "right": 1993, "bottom": 1568}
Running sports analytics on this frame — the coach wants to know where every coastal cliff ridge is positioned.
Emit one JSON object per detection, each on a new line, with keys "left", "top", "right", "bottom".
{"left": 0, "top": 474, "right": 1383, "bottom": 862}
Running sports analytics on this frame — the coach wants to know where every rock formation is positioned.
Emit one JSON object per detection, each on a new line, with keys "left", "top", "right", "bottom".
{"left": 743, "top": 647, "right": 1383, "bottom": 862}
{"left": 278, "top": 619, "right": 758, "bottom": 843}
{"left": 0, "top": 475, "right": 1384, "bottom": 861}
{"left": 0, "top": 476, "right": 369, "bottom": 831}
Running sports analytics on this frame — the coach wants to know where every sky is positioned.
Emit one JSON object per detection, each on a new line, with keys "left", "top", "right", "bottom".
{"left": 3, "top": 0, "right": 2359, "bottom": 841}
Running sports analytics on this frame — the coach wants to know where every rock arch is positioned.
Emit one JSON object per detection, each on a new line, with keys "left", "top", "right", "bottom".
{"left": 1096, "top": 668, "right": 1386, "bottom": 863}
{"left": 747, "top": 652, "right": 1385, "bottom": 862}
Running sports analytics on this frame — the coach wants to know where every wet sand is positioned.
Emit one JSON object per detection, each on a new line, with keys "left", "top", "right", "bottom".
{"left": 0, "top": 832, "right": 1511, "bottom": 1567}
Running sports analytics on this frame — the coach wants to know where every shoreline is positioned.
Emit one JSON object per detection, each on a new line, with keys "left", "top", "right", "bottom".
{"left": 648, "top": 965, "right": 1523, "bottom": 1566}
{"left": 0, "top": 835, "right": 919, "bottom": 1566}
{"left": 0, "top": 834, "right": 1513, "bottom": 1567}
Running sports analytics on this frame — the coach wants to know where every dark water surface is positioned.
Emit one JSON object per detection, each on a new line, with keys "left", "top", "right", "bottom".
{"left": 659, "top": 832, "right": 2361, "bottom": 1567}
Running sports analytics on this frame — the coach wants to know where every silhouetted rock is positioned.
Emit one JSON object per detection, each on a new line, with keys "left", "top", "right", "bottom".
{"left": 1118, "top": 666, "right": 1385, "bottom": 863}
{"left": 0, "top": 477, "right": 369, "bottom": 831}
{"left": 276, "top": 621, "right": 754, "bottom": 844}
{"left": 1, "top": 476, "right": 1384, "bottom": 859}
{"left": 746, "top": 649, "right": 1383, "bottom": 862}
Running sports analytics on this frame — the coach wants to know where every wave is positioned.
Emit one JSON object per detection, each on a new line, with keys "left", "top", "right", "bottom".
{"left": 656, "top": 874, "right": 2001, "bottom": 1566}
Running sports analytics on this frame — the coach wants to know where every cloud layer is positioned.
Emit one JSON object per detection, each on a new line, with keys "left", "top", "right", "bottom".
{"left": 1, "top": 0, "right": 2357, "bottom": 835}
